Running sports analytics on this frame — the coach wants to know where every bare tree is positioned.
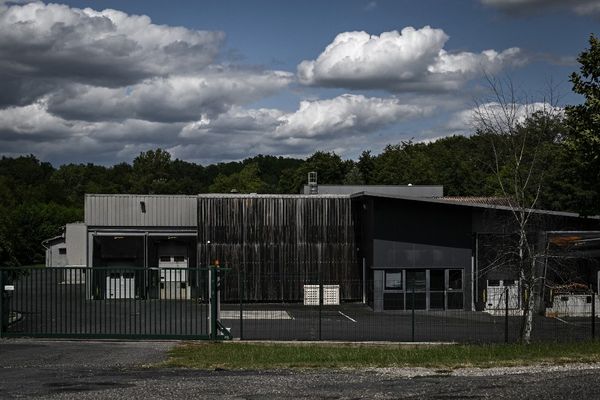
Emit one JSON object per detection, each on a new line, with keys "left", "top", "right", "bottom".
{"left": 472, "top": 74, "right": 562, "bottom": 343}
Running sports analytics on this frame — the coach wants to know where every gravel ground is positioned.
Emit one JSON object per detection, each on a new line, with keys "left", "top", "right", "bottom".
{"left": 1, "top": 339, "right": 600, "bottom": 399}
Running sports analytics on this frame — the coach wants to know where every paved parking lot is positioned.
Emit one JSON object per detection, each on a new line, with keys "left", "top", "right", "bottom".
{"left": 4, "top": 269, "right": 595, "bottom": 342}
{"left": 5, "top": 296, "right": 595, "bottom": 342}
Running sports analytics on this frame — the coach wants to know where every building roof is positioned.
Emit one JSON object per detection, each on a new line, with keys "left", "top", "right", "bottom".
{"left": 442, "top": 196, "right": 512, "bottom": 207}
{"left": 198, "top": 193, "right": 349, "bottom": 198}
{"left": 351, "top": 191, "right": 598, "bottom": 220}
{"left": 301, "top": 184, "right": 443, "bottom": 197}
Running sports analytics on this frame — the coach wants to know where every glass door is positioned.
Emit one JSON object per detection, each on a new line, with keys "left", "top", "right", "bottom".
{"left": 447, "top": 269, "right": 464, "bottom": 309}
{"left": 406, "top": 269, "right": 427, "bottom": 310}
{"left": 429, "top": 269, "right": 445, "bottom": 309}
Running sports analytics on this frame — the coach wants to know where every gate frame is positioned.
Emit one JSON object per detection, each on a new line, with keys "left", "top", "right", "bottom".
{"left": 0, "top": 266, "right": 232, "bottom": 341}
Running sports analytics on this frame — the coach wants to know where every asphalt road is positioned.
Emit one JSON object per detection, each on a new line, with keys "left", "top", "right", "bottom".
{"left": 2, "top": 339, "right": 600, "bottom": 399}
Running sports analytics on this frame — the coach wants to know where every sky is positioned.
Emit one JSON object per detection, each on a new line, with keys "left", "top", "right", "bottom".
{"left": 0, "top": 0, "right": 598, "bottom": 166}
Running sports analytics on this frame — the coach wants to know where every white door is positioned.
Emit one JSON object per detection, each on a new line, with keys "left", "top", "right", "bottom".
{"left": 158, "top": 255, "right": 190, "bottom": 299}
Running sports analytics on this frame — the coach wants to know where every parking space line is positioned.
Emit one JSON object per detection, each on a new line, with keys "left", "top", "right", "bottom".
{"left": 338, "top": 311, "right": 357, "bottom": 323}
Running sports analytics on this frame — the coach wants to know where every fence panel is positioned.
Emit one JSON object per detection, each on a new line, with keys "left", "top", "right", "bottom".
{"left": 221, "top": 269, "right": 599, "bottom": 344}
{"left": 2, "top": 267, "right": 598, "bottom": 343}
{"left": 0, "top": 267, "right": 209, "bottom": 339}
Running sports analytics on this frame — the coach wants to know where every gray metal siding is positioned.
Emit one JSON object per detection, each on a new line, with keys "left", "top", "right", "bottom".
{"left": 85, "top": 195, "right": 197, "bottom": 227}
{"left": 302, "top": 185, "right": 443, "bottom": 197}
{"left": 373, "top": 239, "right": 471, "bottom": 269}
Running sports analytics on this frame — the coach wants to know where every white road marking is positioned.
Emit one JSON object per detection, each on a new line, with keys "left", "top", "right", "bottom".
{"left": 338, "top": 311, "right": 357, "bottom": 323}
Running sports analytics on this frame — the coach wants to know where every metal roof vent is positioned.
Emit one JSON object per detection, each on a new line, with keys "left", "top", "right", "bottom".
{"left": 308, "top": 171, "right": 318, "bottom": 195}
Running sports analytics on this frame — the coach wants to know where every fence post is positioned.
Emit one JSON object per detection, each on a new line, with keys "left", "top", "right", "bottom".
{"left": 505, "top": 286, "right": 509, "bottom": 344}
{"left": 592, "top": 291, "right": 596, "bottom": 340}
{"left": 0, "top": 270, "right": 3, "bottom": 338}
{"left": 210, "top": 265, "right": 217, "bottom": 340}
{"left": 318, "top": 268, "right": 322, "bottom": 341}
{"left": 238, "top": 269, "right": 244, "bottom": 340}
{"left": 411, "top": 288, "right": 415, "bottom": 342}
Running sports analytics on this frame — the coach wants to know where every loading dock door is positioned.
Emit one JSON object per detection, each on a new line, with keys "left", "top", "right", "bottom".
{"left": 159, "top": 255, "right": 191, "bottom": 300}
{"left": 486, "top": 279, "right": 520, "bottom": 310}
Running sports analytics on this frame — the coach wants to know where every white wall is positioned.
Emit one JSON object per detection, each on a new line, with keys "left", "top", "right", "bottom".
{"left": 46, "top": 239, "right": 67, "bottom": 267}
{"left": 65, "top": 222, "right": 86, "bottom": 266}
{"left": 45, "top": 223, "right": 87, "bottom": 268}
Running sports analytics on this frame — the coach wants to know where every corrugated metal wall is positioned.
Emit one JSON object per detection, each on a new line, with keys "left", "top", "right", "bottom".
{"left": 198, "top": 195, "right": 360, "bottom": 302}
{"left": 85, "top": 195, "right": 197, "bottom": 227}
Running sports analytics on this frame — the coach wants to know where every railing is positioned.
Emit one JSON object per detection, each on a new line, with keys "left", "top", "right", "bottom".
{"left": 0, "top": 266, "right": 211, "bottom": 339}
{"left": 1, "top": 267, "right": 597, "bottom": 342}
{"left": 222, "top": 272, "right": 598, "bottom": 343}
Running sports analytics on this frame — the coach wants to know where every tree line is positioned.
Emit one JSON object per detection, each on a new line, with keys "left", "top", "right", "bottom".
{"left": 0, "top": 35, "right": 598, "bottom": 267}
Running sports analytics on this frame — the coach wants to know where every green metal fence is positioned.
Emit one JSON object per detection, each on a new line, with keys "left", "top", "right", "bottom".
{"left": 0, "top": 266, "right": 230, "bottom": 340}
{"left": 2, "top": 266, "right": 597, "bottom": 343}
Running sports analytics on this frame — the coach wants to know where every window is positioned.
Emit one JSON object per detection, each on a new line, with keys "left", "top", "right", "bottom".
{"left": 406, "top": 270, "right": 426, "bottom": 291}
{"left": 385, "top": 271, "right": 403, "bottom": 290}
{"left": 58, "top": 248, "right": 67, "bottom": 255}
{"left": 487, "top": 279, "right": 500, "bottom": 287}
{"left": 503, "top": 279, "right": 515, "bottom": 286}
{"left": 174, "top": 256, "right": 185, "bottom": 262}
{"left": 448, "top": 269, "right": 462, "bottom": 290}
{"left": 430, "top": 270, "right": 445, "bottom": 291}
{"left": 159, "top": 256, "right": 171, "bottom": 262}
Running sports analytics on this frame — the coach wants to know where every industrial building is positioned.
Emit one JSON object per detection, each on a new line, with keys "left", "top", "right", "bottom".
{"left": 44, "top": 185, "right": 600, "bottom": 313}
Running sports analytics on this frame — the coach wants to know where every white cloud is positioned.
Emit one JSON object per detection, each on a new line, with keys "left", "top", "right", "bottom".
{"left": 364, "top": 1, "right": 377, "bottom": 11}
{"left": 275, "top": 94, "right": 432, "bottom": 137}
{"left": 0, "top": 100, "right": 185, "bottom": 163}
{"left": 179, "top": 107, "right": 284, "bottom": 139}
{"left": 46, "top": 70, "right": 293, "bottom": 123}
{"left": 446, "top": 102, "right": 563, "bottom": 133}
{"left": 0, "top": 1, "right": 224, "bottom": 106}
{"left": 0, "top": 101, "right": 76, "bottom": 140}
{"left": 0, "top": 1, "right": 223, "bottom": 76}
{"left": 181, "top": 94, "right": 432, "bottom": 141}
{"left": 297, "top": 26, "right": 523, "bottom": 92}
{"left": 0, "top": 94, "right": 432, "bottom": 164}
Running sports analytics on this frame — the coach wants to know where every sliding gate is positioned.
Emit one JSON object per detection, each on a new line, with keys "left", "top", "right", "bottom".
{"left": 0, "top": 267, "right": 230, "bottom": 340}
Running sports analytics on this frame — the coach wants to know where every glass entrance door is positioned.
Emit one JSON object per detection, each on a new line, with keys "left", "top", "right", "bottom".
{"left": 405, "top": 269, "right": 427, "bottom": 310}
{"left": 429, "top": 269, "right": 445, "bottom": 309}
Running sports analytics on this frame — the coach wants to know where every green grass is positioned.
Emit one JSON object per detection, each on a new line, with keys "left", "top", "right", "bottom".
{"left": 161, "top": 341, "right": 600, "bottom": 370}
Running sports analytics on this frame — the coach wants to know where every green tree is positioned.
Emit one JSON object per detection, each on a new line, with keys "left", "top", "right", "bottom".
{"left": 131, "top": 149, "right": 172, "bottom": 194}
{"left": 343, "top": 165, "right": 365, "bottom": 185}
{"left": 9, "top": 202, "right": 82, "bottom": 265}
{"left": 565, "top": 34, "right": 600, "bottom": 215}
{"left": 371, "top": 141, "right": 435, "bottom": 185}
{"left": 357, "top": 150, "right": 375, "bottom": 184}
{"left": 209, "top": 163, "right": 267, "bottom": 193}
{"left": 0, "top": 208, "right": 19, "bottom": 267}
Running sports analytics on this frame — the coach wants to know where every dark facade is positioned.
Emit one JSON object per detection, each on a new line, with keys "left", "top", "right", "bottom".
{"left": 197, "top": 195, "right": 360, "bottom": 302}
{"left": 81, "top": 193, "right": 600, "bottom": 310}
{"left": 352, "top": 193, "right": 600, "bottom": 312}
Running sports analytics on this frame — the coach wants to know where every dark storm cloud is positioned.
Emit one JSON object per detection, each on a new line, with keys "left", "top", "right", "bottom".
{"left": 0, "top": 2, "right": 224, "bottom": 106}
{"left": 480, "top": 0, "right": 600, "bottom": 16}
{"left": 45, "top": 71, "right": 293, "bottom": 123}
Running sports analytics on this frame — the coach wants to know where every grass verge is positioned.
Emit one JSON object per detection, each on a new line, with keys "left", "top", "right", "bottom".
{"left": 161, "top": 341, "right": 600, "bottom": 370}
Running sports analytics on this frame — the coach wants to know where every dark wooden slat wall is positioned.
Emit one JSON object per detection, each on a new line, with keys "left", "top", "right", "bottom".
{"left": 198, "top": 196, "right": 360, "bottom": 302}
